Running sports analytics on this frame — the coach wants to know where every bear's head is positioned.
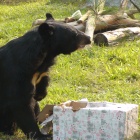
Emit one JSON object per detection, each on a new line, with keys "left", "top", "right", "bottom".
{"left": 38, "top": 13, "right": 91, "bottom": 55}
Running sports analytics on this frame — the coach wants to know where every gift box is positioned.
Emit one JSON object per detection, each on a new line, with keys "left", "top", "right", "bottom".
{"left": 38, "top": 99, "right": 88, "bottom": 135}
{"left": 53, "top": 101, "right": 138, "bottom": 140}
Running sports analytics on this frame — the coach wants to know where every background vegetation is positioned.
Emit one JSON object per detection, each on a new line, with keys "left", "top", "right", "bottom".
{"left": 0, "top": 0, "right": 140, "bottom": 139}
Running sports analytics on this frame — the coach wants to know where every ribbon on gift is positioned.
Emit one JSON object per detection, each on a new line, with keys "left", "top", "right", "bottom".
{"left": 59, "top": 98, "right": 88, "bottom": 111}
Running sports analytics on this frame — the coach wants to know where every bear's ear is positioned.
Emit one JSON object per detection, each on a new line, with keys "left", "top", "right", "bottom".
{"left": 38, "top": 23, "right": 54, "bottom": 40}
{"left": 46, "top": 13, "right": 54, "bottom": 21}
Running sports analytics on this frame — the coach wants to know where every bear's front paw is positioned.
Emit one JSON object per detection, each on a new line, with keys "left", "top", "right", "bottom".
{"left": 35, "top": 133, "right": 52, "bottom": 140}
{"left": 34, "top": 94, "right": 46, "bottom": 101}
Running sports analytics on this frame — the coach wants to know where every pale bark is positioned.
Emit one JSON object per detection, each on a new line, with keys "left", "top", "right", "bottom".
{"left": 77, "top": 10, "right": 92, "bottom": 24}
{"left": 94, "top": 27, "right": 140, "bottom": 46}
{"left": 97, "top": 0, "right": 106, "bottom": 14}
{"left": 120, "top": 0, "right": 128, "bottom": 10}
{"left": 85, "top": 14, "right": 96, "bottom": 41}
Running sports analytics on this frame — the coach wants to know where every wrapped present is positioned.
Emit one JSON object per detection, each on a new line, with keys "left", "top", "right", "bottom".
{"left": 53, "top": 101, "right": 138, "bottom": 140}
{"left": 37, "top": 104, "right": 54, "bottom": 134}
{"left": 39, "top": 99, "right": 88, "bottom": 134}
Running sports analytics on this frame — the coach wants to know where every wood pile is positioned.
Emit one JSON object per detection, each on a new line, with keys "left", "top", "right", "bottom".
{"left": 32, "top": 0, "right": 140, "bottom": 46}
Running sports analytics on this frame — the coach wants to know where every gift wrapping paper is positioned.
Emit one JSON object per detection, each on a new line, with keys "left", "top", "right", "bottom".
{"left": 53, "top": 102, "right": 138, "bottom": 140}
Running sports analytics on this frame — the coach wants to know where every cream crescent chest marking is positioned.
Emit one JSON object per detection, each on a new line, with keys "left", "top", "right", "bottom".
{"left": 31, "top": 72, "right": 48, "bottom": 87}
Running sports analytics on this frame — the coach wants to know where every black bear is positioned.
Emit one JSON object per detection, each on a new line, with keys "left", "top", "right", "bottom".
{"left": 0, "top": 13, "right": 91, "bottom": 140}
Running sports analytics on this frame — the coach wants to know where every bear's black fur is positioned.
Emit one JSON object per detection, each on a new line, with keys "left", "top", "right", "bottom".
{"left": 0, "top": 13, "right": 91, "bottom": 140}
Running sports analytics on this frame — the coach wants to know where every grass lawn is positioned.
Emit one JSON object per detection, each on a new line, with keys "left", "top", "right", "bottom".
{"left": 0, "top": 0, "right": 140, "bottom": 139}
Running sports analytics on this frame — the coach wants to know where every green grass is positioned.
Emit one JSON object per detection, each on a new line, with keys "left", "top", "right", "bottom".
{"left": 0, "top": 0, "right": 140, "bottom": 139}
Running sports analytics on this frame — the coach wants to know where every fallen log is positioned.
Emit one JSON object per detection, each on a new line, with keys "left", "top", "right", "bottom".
{"left": 66, "top": 15, "right": 140, "bottom": 33}
{"left": 95, "top": 15, "right": 140, "bottom": 32}
{"left": 66, "top": 14, "right": 140, "bottom": 33}
{"left": 66, "top": 21, "right": 85, "bottom": 32}
{"left": 66, "top": 21, "right": 78, "bottom": 26}
{"left": 32, "top": 18, "right": 65, "bottom": 27}
{"left": 94, "top": 27, "right": 140, "bottom": 46}
{"left": 32, "top": 19, "right": 45, "bottom": 27}
{"left": 32, "top": 14, "right": 140, "bottom": 34}
{"left": 73, "top": 24, "right": 85, "bottom": 32}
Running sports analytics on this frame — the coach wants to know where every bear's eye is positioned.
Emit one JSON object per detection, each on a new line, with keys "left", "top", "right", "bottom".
{"left": 49, "top": 31, "right": 53, "bottom": 35}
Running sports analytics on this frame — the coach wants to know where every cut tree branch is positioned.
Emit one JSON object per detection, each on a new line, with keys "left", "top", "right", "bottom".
{"left": 77, "top": 10, "right": 92, "bottom": 24}
{"left": 126, "top": 9, "right": 140, "bottom": 19}
{"left": 120, "top": 0, "right": 128, "bottom": 10}
{"left": 130, "top": 0, "right": 140, "bottom": 12}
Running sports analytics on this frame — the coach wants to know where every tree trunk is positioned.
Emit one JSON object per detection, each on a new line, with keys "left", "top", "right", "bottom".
{"left": 85, "top": 14, "right": 96, "bottom": 42}
{"left": 94, "top": 27, "right": 140, "bottom": 46}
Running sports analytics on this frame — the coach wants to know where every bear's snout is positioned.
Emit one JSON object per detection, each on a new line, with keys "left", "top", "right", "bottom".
{"left": 77, "top": 33, "right": 91, "bottom": 49}
{"left": 84, "top": 35, "right": 91, "bottom": 44}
